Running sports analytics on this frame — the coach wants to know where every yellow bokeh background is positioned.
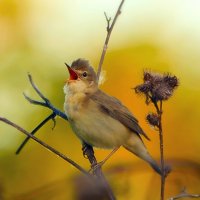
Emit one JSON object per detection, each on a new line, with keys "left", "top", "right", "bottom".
{"left": 0, "top": 0, "right": 200, "bottom": 199}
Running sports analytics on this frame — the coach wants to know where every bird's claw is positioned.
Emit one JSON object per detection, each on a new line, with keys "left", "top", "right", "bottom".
{"left": 82, "top": 144, "right": 94, "bottom": 159}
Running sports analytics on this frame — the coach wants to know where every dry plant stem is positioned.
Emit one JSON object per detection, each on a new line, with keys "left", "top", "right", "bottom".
{"left": 168, "top": 188, "right": 200, "bottom": 200}
{"left": 0, "top": 117, "right": 89, "bottom": 176}
{"left": 100, "top": 147, "right": 120, "bottom": 166}
{"left": 153, "top": 100, "right": 165, "bottom": 200}
{"left": 97, "top": 0, "right": 125, "bottom": 81}
{"left": 88, "top": 147, "right": 120, "bottom": 173}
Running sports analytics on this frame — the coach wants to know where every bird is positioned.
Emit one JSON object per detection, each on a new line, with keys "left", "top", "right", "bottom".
{"left": 63, "top": 58, "right": 161, "bottom": 175}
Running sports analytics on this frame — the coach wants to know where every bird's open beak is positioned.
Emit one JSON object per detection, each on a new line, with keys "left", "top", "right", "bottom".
{"left": 65, "top": 63, "right": 78, "bottom": 81}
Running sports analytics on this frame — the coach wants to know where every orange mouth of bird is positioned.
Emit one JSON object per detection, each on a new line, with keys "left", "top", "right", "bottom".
{"left": 67, "top": 66, "right": 78, "bottom": 80}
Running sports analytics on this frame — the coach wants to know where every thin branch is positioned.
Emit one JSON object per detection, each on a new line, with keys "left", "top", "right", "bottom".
{"left": 153, "top": 100, "right": 166, "bottom": 200}
{"left": 104, "top": 12, "right": 111, "bottom": 32}
{"left": 0, "top": 117, "right": 89, "bottom": 176}
{"left": 25, "top": 74, "right": 68, "bottom": 120}
{"left": 158, "top": 101, "right": 165, "bottom": 200}
{"left": 97, "top": 0, "right": 125, "bottom": 81}
{"left": 89, "top": 147, "right": 120, "bottom": 173}
{"left": 15, "top": 112, "right": 56, "bottom": 154}
{"left": 16, "top": 74, "right": 68, "bottom": 153}
{"left": 99, "top": 147, "right": 120, "bottom": 167}
{"left": 168, "top": 188, "right": 200, "bottom": 200}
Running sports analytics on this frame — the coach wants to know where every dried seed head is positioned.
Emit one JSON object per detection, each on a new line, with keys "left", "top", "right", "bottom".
{"left": 152, "top": 84, "right": 172, "bottom": 101}
{"left": 143, "top": 71, "right": 153, "bottom": 81}
{"left": 146, "top": 113, "right": 159, "bottom": 127}
{"left": 164, "top": 75, "right": 179, "bottom": 88}
{"left": 134, "top": 83, "right": 151, "bottom": 94}
{"left": 135, "top": 71, "right": 179, "bottom": 103}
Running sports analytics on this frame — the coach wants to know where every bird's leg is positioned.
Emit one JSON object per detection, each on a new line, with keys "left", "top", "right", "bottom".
{"left": 82, "top": 143, "right": 94, "bottom": 159}
{"left": 81, "top": 142, "right": 116, "bottom": 200}
{"left": 81, "top": 142, "right": 100, "bottom": 174}
{"left": 82, "top": 142, "right": 97, "bottom": 168}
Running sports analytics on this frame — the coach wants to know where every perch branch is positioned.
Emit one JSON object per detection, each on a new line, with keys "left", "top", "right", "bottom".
{"left": 82, "top": 143, "right": 116, "bottom": 200}
{"left": 0, "top": 117, "right": 89, "bottom": 176}
{"left": 97, "top": 0, "right": 125, "bottom": 81}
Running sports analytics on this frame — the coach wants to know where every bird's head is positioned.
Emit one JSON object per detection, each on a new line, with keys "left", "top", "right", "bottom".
{"left": 65, "top": 59, "right": 98, "bottom": 93}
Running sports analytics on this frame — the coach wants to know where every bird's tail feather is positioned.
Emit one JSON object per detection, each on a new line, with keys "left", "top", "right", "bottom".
{"left": 148, "top": 157, "right": 161, "bottom": 175}
{"left": 123, "top": 134, "right": 161, "bottom": 175}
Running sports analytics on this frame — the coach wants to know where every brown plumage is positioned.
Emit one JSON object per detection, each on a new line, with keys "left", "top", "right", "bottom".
{"left": 64, "top": 58, "right": 161, "bottom": 175}
{"left": 90, "top": 89, "right": 150, "bottom": 140}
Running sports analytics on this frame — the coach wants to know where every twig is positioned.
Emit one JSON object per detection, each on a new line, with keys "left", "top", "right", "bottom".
{"left": 158, "top": 101, "right": 165, "bottom": 200}
{"left": 15, "top": 112, "right": 56, "bottom": 154}
{"left": 99, "top": 147, "right": 120, "bottom": 167}
{"left": 88, "top": 147, "right": 120, "bottom": 173}
{"left": 15, "top": 74, "right": 68, "bottom": 153}
{"left": 25, "top": 73, "right": 68, "bottom": 120}
{"left": 97, "top": 0, "right": 125, "bottom": 81}
{"left": 168, "top": 188, "right": 200, "bottom": 200}
{"left": 0, "top": 117, "right": 89, "bottom": 176}
{"left": 89, "top": 1, "right": 126, "bottom": 198}
{"left": 104, "top": 12, "right": 111, "bottom": 32}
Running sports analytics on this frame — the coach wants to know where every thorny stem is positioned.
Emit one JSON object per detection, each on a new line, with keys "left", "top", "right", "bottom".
{"left": 0, "top": 117, "right": 89, "bottom": 176}
{"left": 97, "top": 0, "right": 125, "bottom": 81}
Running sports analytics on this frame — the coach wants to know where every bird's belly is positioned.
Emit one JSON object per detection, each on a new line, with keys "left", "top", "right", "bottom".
{"left": 69, "top": 106, "right": 130, "bottom": 149}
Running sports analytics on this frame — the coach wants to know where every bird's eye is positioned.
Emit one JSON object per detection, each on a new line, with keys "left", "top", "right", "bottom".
{"left": 82, "top": 72, "right": 87, "bottom": 77}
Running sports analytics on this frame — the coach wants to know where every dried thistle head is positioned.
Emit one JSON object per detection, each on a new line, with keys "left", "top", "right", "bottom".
{"left": 146, "top": 113, "right": 159, "bottom": 127}
{"left": 135, "top": 71, "right": 179, "bottom": 103}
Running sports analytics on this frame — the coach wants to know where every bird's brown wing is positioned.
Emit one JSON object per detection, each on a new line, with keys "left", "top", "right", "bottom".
{"left": 90, "top": 90, "right": 150, "bottom": 140}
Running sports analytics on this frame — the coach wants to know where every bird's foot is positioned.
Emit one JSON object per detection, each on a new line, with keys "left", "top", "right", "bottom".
{"left": 82, "top": 143, "right": 94, "bottom": 159}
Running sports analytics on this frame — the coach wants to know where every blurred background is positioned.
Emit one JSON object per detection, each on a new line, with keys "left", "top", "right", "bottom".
{"left": 0, "top": 0, "right": 200, "bottom": 199}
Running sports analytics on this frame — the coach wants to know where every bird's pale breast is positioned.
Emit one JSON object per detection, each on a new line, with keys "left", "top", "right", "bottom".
{"left": 64, "top": 88, "right": 130, "bottom": 148}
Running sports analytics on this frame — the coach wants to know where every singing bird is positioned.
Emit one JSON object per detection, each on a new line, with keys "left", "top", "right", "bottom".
{"left": 64, "top": 58, "right": 161, "bottom": 174}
